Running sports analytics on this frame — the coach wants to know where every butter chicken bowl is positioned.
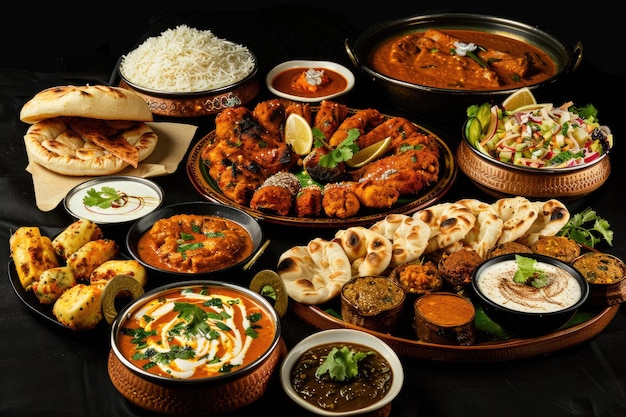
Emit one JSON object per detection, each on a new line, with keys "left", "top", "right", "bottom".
{"left": 108, "top": 280, "right": 284, "bottom": 415}
{"left": 471, "top": 253, "right": 589, "bottom": 337}
{"left": 345, "top": 13, "right": 582, "bottom": 117}
{"left": 118, "top": 25, "right": 260, "bottom": 117}
{"left": 280, "top": 328, "right": 403, "bottom": 416}
{"left": 126, "top": 201, "right": 264, "bottom": 278}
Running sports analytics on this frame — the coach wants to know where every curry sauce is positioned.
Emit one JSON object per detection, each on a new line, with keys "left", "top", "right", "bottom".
{"left": 369, "top": 29, "right": 557, "bottom": 90}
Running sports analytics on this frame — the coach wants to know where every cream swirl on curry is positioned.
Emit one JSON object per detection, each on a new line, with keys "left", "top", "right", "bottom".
{"left": 116, "top": 286, "right": 276, "bottom": 379}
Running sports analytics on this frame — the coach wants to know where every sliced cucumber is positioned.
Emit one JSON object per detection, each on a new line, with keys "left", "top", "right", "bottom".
{"left": 475, "top": 103, "right": 492, "bottom": 134}
{"left": 464, "top": 116, "right": 483, "bottom": 147}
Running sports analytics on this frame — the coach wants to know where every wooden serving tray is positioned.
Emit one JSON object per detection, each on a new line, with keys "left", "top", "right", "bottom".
{"left": 290, "top": 300, "right": 619, "bottom": 362}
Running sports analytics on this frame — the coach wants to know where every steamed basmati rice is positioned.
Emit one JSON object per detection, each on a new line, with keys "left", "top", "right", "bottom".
{"left": 120, "top": 25, "right": 256, "bottom": 93}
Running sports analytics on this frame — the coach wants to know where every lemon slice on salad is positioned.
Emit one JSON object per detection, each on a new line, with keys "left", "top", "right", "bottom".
{"left": 284, "top": 113, "right": 313, "bottom": 155}
{"left": 346, "top": 136, "right": 392, "bottom": 168}
{"left": 502, "top": 87, "right": 537, "bottom": 111}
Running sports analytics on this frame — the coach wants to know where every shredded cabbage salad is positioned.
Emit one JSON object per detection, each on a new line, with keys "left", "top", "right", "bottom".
{"left": 465, "top": 102, "right": 613, "bottom": 169}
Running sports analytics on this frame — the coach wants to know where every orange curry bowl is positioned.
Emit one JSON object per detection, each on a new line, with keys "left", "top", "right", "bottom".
{"left": 125, "top": 202, "right": 264, "bottom": 279}
{"left": 108, "top": 280, "right": 285, "bottom": 416}
{"left": 345, "top": 13, "right": 582, "bottom": 117}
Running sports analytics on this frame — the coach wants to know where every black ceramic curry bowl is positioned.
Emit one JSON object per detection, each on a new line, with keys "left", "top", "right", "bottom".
{"left": 471, "top": 254, "right": 589, "bottom": 337}
{"left": 125, "top": 201, "right": 264, "bottom": 279}
{"left": 345, "top": 13, "right": 582, "bottom": 117}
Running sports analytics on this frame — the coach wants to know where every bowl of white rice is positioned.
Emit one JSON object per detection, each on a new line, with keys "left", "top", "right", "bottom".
{"left": 118, "top": 25, "right": 260, "bottom": 117}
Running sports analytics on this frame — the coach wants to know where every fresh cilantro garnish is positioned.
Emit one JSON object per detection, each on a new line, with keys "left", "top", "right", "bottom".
{"left": 557, "top": 208, "right": 613, "bottom": 248}
{"left": 173, "top": 302, "right": 211, "bottom": 337}
{"left": 513, "top": 255, "right": 549, "bottom": 288}
{"left": 82, "top": 186, "right": 121, "bottom": 208}
{"left": 315, "top": 346, "right": 372, "bottom": 381}
{"left": 318, "top": 129, "right": 361, "bottom": 168}
{"left": 571, "top": 104, "right": 598, "bottom": 121}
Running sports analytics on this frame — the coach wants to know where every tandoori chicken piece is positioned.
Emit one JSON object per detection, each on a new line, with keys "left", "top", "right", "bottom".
{"left": 322, "top": 182, "right": 360, "bottom": 219}
{"left": 203, "top": 106, "right": 298, "bottom": 205}
{"left": 328, "top": 108, "right": 384, "bottom": 147}
{"left": 285, "top": 102, "right": 312, "bottom": 125}
{"left": 295, "top": 185, "right": 324, "bottom": 218}
{"left": 357, "top": 116, "right": 418, "bottom": 149}
{"left": 353, "top": 179, "right": 400, "bottom": 209}
{"left": 349, "top": 147, "right": 440, "bottom": 196}
{"left": 313, "top": 100, "right": 349, "bottom": 141}
{"left": 213, "top": 106, "right": 298, "bottom": 174}
{"left": 253, "top": 99, "right": 285, "bottom": 137}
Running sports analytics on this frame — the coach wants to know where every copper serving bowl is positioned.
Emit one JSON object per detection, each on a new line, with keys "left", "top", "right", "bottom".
{"left": 456, "top": 136, "right": 611, "bottom": 200}
{"left": 108, "top": 280, "right": 285, "bottom": 415}
{"left": 118, "top": 63, "right": 260, "bottom": 118}
{"left": 345, "top": 13, "right": 582, "bottom": 117}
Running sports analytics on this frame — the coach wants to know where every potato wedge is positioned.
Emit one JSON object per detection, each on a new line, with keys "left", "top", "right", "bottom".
{"left": 67, "top": 239, "right": 118, "bottom": 281}
{"left": 52, "top": 284, "right": 103, "bottom": 331}
{"left": 32, "top": 266, "right": 76, "bottom": 305}
{"left": 9, "top": 226, "right": 59, "bottom": 290}
{"left": 52, "top": 218, "right": 103, "bottom": 259}
{"left": 90, "top": 259, "right": 147, "bottom": 288}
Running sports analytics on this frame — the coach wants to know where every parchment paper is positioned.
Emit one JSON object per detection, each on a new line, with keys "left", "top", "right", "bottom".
{"left": 25, "top": 122, "right": 198, "bottom": 211}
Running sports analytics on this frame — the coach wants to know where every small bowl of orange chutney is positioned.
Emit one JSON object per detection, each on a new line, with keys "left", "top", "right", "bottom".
{"left": 126, "top": 202, "right": 264, "bottom": 278}
{"left": 108, "top": 280, "right": 285, "bottom": 415}
{"left": 266, "top": 60, "right": 355, "bottom": 102}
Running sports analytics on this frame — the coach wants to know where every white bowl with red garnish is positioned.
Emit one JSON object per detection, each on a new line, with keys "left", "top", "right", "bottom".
{"left": 266, "top": 60, "right": 355, "bottom": 102}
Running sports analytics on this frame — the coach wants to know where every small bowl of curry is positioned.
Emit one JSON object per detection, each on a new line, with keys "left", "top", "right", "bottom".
{"left": 266, "top": 60, "right": 355, "bottom": 102}
{"left": 126, "top": 201, "right": 264, "bottom": 278}
{"left": 280, "top": 328, "right": 403, "bottom": 416}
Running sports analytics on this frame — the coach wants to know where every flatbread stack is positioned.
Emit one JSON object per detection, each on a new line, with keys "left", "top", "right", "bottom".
{"left": 277, "top": 196, "right": 571, "bottom": 305}
{"left": 20, "top": 85, "right": 158, "bottom": 176}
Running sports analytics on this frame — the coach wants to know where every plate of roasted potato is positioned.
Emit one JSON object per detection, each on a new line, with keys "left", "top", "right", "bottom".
{"left": 8, "top": 219, "right": 148, "bottom": 331}
{"left": 186, "top": 100, "right": 457, "bottom": 227}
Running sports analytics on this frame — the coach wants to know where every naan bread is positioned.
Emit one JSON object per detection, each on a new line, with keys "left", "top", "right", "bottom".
{"left": 20, "top": 85, "right": 153, "bottom": 124}
{"left": 333, "top": 226, "right": 392, "bottom": 276}
{"left": 414, "top": 202, "right": 476, "bottom": 253}
{"left": 492, "top": 196, "right": 539, "bottom": 244}
{"left": 24, "top": 117, "right": 158, "bottom": 176}
{"left": 369, "top": 213, "right": 430, "bottom": 267}
{"left": 276, "top": 238, "right": 351, "bottom": 305}
{"left": 457, "top": 198, "right": 504, "bottom": 258}
{"left": 516, "top": 199, "right": 570, "bottom": 246}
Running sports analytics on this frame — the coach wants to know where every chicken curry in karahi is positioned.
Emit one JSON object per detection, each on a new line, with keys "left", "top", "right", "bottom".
{"left": 369, "top": 29, "right": 557, "bottom": 90}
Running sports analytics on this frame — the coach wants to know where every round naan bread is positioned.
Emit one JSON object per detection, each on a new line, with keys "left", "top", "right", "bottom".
{"left": 276, "top": 238, "right": 351, "bottom": 305}
{"left": 369, "top": 213, "right": 430, "bottom": 267}
{"left": 333, "top": 226, "right": 392, "bottom": 276}
{"left": 20, "top": 85, "right": 153, "bottom": 124}
{"left": 24, "top": 117, "right": 158, "bottom": 176}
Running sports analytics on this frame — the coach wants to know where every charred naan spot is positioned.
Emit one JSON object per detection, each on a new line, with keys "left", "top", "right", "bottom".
{"left": 440, "top": 217, "right": 458, "bottom": 230}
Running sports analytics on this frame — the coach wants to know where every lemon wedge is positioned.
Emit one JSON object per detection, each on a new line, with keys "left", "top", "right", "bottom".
{"left": 346, "top": 136, "right": 392, "bottom": 168}
{"left": 502, "top": 87, "right": 537, "bottom": 112}
{"left": 284, "top": 113, "right": 313, "bottom": 155}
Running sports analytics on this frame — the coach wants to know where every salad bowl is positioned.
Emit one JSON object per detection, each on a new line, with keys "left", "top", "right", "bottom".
{"left": 456, "top": 100, "right": 613, "bottom": 200}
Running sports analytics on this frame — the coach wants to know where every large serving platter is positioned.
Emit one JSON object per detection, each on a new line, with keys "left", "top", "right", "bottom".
{"left": 290, "top": 299, "right": 618, "bottom": 362}
{"left": 186, "top": 108, "right": 457, "bottom": 228}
